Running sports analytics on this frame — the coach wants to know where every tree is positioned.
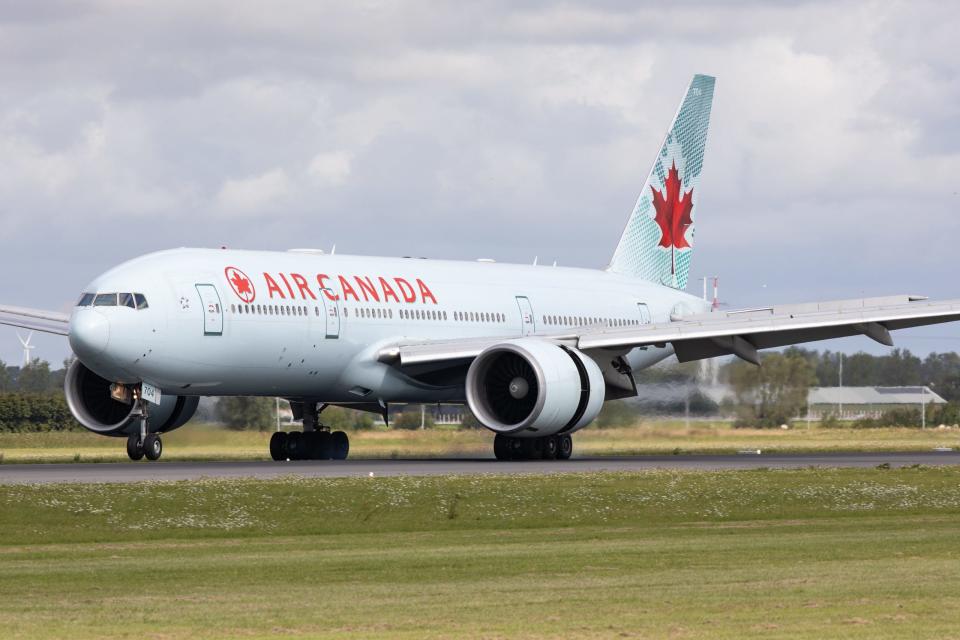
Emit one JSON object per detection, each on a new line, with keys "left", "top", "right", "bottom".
{"left": 17, "top": 359, "right": 53, "bottom": 394}
{"left": 728, "top": 352, "right": 815, "bottom": 427}
{"left": 594, "top": 400, "right": 637, "bottom": 429}
{"left": 323, "top": 406, "right": 375, "bottom": 430}
{"left": 393, "top": 407, "right": 434, "bottom": 430}
{"left": 215, "top": 397, "right": 276, "bottom": 431}
{"left": 0, "top": 359, "right": 10, "bottom": 393}
{"left": 460, "top": 408, "right": 484, "bottom": 429}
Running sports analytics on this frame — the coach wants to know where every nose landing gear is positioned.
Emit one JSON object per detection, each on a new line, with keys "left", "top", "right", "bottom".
{"left": 269, "top": 402, "right": 350, "bottom": 461}
{"left": 125, "top": 395, "right": 164, "bottom": 461}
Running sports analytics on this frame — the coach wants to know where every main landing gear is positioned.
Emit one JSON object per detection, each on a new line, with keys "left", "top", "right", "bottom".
{"left": 269, "top": 401, "right": 350, "bottom": 461}
{"left": 493, "top": 433, "right": 573, "bottom": 461}
{"left": 269, "top": 430, "right": 349, "bottom": 461}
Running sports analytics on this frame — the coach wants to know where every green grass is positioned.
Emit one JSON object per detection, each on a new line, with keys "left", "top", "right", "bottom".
{"left": 1, "top": 421, "right": 958, "bottom": 464}
{"left": 2, "top": 468, "right": 960, "bottom": 638}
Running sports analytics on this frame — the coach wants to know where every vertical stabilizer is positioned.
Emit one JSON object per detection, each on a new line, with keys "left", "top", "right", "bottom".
{"left": 607, "top": 74, "right": 715, "bottom": 289}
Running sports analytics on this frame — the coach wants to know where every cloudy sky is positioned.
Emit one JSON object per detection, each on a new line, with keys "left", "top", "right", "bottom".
{"left": 1, "top": 0, "right": 958, "bottom": 367}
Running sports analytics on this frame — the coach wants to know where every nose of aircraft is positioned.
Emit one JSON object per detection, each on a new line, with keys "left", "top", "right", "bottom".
{"left": 69, "top": 309, "right": 110, "bottom": 358}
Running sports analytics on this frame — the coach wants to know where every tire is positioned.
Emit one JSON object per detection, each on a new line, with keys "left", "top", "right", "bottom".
{"left": 269, "top": 431, "right": 288, "bottom": 461}
{"left": 302, "top": 431, "right": 319, "bottom": 460}
{"left": 143, "top": 434, "right": 162, "bottom": 461}
{"left": 315, "top": 431, "right": 333, "bottom": 460}
{"left": 285, "top": 431, "right": 305, "bottom": 460}
{"left": 557, "top": 434, "right": 573, "bottom": 460}
{"left": 330, "top": 431, "right": 349, "bottom": 460}
{"left": 508, "top": 437, "right": 527, "bottom": 460}
{"left": 493, "top": 434, "right": 512, "bottom": 460}
{"left": 126, "top": 434, "right": 144, "bottom": 461}
{"left": 525, "top": 438, "right": 542, "bottom": 460}
{"left": 542, "top": 436, "right": 559, "bottom": 460}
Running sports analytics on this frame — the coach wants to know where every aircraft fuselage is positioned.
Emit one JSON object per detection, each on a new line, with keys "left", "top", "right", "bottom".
{"left": 69, "top": 248, "right": 705, "bottom": 403}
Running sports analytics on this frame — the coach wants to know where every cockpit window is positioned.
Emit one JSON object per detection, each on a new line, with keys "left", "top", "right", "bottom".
{"left": 134, "top": 293, "right": 148, "bottom": 310}
{"left": 119, "top": 293, "right": 135, "bottom": 309}
{"left": 77, "top": 293, "right": 95, "bottom": 306}
{"left": 93, "top": 293, "right": 118, "bottom": 307}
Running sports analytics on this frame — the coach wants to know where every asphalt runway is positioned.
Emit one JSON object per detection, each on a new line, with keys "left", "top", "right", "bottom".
{"left": 1, "top": 451, "right": 959, "bottom": 483}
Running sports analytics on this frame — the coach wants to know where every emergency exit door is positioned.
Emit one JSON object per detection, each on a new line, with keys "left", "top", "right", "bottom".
{"left": 319, "top": 289, "right": 341, "bottom": 338}
{"left": 196, "top": 284, "right": 223, "bottom": 336}
{"left": 515, "top": 296, "right": 536, "bottom": 336}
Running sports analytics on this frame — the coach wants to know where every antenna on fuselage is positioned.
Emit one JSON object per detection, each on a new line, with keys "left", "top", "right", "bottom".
{"left": 16, "top": 331, "right": 34, "bottom": 368}
{"left": 532, "top": 256, "right": 538, "bottom": 266}
{"left": 331, "top": 244, "right": 336, "bottom": 255}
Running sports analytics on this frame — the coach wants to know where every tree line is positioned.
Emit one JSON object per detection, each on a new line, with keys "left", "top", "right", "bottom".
{"left": 4, "top": 347, "right": 960, "bottom": 432}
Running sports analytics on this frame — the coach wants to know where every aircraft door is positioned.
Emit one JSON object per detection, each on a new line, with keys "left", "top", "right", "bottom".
{"left": 196, "top": 284, "right": 223, "bottom": 336}
{"left": 319, "top": 289, "right": 341, "bottom": 338}
{"left": 636, "top": 303, "right": 652, "bottom": 324}
{"left": 515, "top": 296, "right": 536, "bottom": 336}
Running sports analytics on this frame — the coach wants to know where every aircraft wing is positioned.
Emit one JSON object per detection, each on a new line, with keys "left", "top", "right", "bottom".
{"left": 0, "top": 305, "right": 70, "bottom": 336}
{"left": 381, "top": 294, "right": 960, "bottom": 367}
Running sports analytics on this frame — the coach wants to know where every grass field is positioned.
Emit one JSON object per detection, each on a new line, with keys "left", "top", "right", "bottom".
{"left": 2, "top": 468, "right": 960, "bottom": 638}
{"left": 1, "top": 421, "right": 958, "bottom": 464}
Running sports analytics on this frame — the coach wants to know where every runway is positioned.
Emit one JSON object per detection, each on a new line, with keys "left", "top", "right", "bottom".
{"left": 1, "top": 451, "right": 959, "bottom": 483}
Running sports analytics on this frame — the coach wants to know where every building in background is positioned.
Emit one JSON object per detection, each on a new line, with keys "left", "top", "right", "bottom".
{"left": 807, "top": 386, "right": 946, "bottom": 420}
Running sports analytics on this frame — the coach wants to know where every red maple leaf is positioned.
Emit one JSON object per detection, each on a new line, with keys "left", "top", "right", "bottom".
{"left": 651, "top": 161, "right": 694, "bottom": 250}
{"left": 230, "top": 271, "right": 252, "bottom": 295}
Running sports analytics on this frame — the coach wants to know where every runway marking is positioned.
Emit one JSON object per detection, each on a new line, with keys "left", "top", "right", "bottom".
{"left": 1, "top": 452, "right": 960, "bottom": 483}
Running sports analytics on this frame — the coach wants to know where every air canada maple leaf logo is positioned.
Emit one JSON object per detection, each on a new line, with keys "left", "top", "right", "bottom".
{"left": 225, "top": 266, "right": 255, "bottom": 303}
{"left": 650, "top": 160, "right": 694, "bottom": 277}
{"left": 651, "top": 160, "right": 694, "bottom": 250}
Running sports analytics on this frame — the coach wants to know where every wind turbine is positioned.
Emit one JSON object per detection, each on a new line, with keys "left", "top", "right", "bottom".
{"left": 17, "top": 331, "right": 35, "bottom": 368}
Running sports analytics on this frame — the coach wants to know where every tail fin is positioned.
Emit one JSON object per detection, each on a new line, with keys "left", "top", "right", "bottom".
{"left": 607, "top": 74, "right": 715, "bottom": 290}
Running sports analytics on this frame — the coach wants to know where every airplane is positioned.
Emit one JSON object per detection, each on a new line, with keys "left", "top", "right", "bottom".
{"left": 3, "top": 73, "right": 960, "bottom": 463}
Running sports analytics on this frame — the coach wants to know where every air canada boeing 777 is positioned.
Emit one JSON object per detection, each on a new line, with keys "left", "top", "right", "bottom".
{"left": 3, "top": 74, "right": 960, "bottom": 462}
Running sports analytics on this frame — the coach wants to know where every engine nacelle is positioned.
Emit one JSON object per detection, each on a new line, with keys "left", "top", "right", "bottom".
{"left": 64, "top": 360, "right": 198, "bottom": 436}
{"left": 465, "top": 339, "right": 605, "bottom": 437}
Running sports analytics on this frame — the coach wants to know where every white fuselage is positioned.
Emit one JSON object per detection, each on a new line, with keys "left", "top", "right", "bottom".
{"left": 69, "top": 248, "right": 707, "bottom": 402}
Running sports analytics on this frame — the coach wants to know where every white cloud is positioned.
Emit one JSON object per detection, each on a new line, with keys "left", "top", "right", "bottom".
{"left": 215, "top": 168, "right": 292, "bottom": 215}
{"left": 307, "top": 151, "right": 352, "bottom": 186}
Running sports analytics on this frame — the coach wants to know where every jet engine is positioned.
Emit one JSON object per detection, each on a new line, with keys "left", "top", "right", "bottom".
{"left": 465, "top": 339, "right": 604, "bottom": 437}
{"left": 64, "top": 360, "right": 198, "bottom": 436}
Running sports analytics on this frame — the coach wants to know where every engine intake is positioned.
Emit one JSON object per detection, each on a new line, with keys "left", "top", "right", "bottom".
{"left": 465, "top": 339, "right": 604, "bottom": 437}
{"left": 64, "top": 360, "right": 198, "bottom": 436}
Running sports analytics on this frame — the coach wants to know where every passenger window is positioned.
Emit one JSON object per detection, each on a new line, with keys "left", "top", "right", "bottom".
{"left": 77, "top": 293, "right": 95, "bottom": 306}
{"left": 94, "top": 293, "right": 118, "bottom": 306}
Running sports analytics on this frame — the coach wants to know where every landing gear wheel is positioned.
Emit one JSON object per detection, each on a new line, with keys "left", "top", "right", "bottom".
{"left": 314, "top": 431, "right": 333, "bottom": 460}
{"left": 270, "top": 431, "right": 288, "bottom": 461}
{"left": 143, "top": 434, "right": 162, "bottom": 461}
{"left": 493, "top": 434, "right": 512, "bottom": 460}
{"left": 285, "top": 431, "right": 305, "bottom": 460}
{"left": 542, "top": 436, "right": 559, "bottom": 460}
{"left": 508, "top": 437, "right": 526, "bottom": 460}
{"left": 126, "top": 434, "right": 144, "bottom": 461}
{"left": 330, "top": 431, "right": 349, "bottom": 460}
{"left": 557, "top": 434, "right": 573, "bottom": 460}
{"left": 302, "top": 431, "right": 319, "bottom": 460}
{"left": 303, "top": 431, "right": 333, "bottom": 460}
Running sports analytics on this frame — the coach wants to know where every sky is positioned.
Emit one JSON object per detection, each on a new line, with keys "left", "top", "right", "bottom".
{"left": 1, "top": 0, "right": 959, "bottom": 368}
